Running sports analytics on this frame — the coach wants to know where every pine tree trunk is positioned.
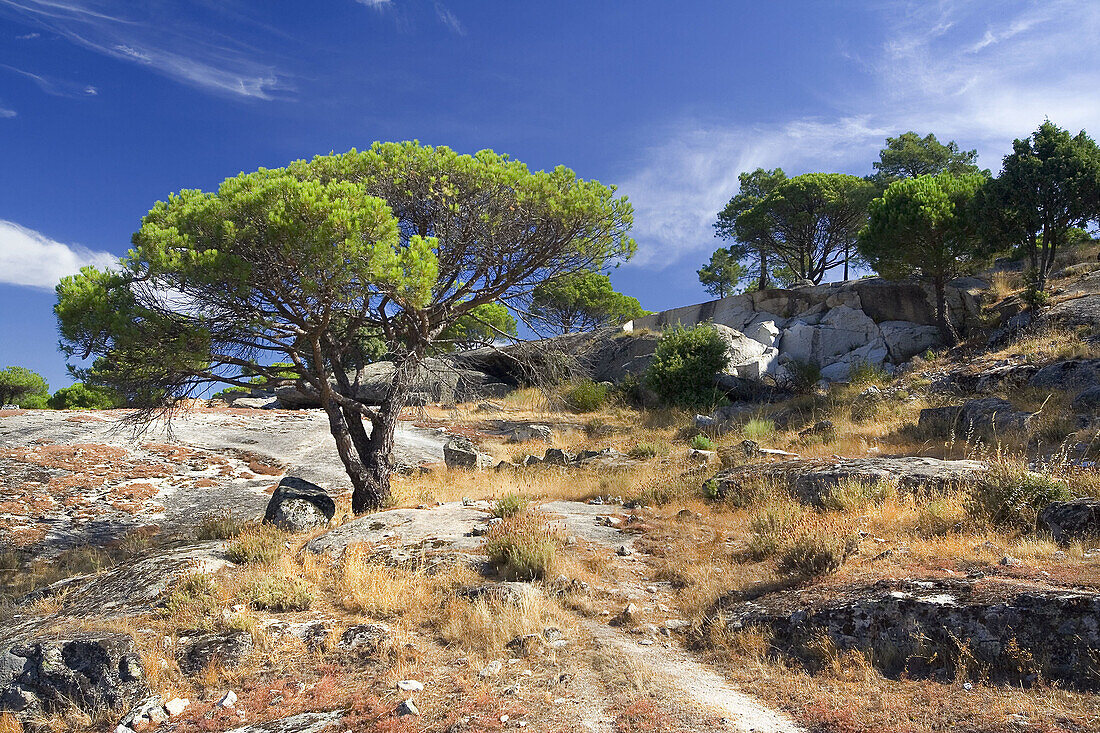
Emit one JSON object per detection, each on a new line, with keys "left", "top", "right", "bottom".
{"left": 934, "top": 276, "right": 959, "bottom": 346}
{"left": 758, "top": 248, "right": 769, "bottom": 290}
{"left": 350, "top": 355, "right": 418, "bottom": 514}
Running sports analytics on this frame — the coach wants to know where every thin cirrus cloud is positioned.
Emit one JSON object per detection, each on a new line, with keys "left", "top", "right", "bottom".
{"left": 0, "top": 220, "right": 117, "bottom": 290}
{"left": 0, "top": 0, "right": 287, "bottom": 100}
{"left": 619, "top": 0, "right": 1100, "bottom": 269}
{"left": 357, "top": 0, "right": 465, "bottom": 35}
{"left": 0, "top": 64, "right": 97, "bottom": 97}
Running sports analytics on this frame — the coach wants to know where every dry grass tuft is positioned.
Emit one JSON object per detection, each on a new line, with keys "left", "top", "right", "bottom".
{"left": 484, "top": 513, "right": 560, "bottom": 580}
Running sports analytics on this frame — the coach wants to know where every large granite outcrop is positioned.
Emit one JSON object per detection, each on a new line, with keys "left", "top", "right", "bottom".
{"left": 708, "top": 456, "right": 985, "bottom": 506}
{"left": 625, "top": 277, "right": 984, "bottom": 382}
{"left": 708, "top": 577, "right": 1100, "bottom": 689}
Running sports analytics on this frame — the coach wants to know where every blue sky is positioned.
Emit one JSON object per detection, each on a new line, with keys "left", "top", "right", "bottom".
{"left": 1, "top": 1, "right": 1099, "bottom": 390}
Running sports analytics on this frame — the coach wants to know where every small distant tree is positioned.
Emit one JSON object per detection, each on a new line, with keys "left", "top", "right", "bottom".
{"left": 0, "top": 366, "right": 48, "bottom": 407}
{"left": 438, "top": 302, "right": 517, "bottom": 351}
{"left": 873, "top": 132, "right": 983, "bottom": 182}
{"left": 858, "top": 172, "right": 990, "bottom": 343}
{"left": 48, "top": 383, "right": 121, "bottom": 410}
{"left": 697, "top": 248, "right": 747, "bottom": 298}
{"left": 974, "top": 121, "right": 1100, "bottom": 293}
{"left": 737, "top": 173, "right": 876, "bottom": 283}
{"left": 56, "top": 142, "right": 635, "bottom": 513}
{"left": 528, "top": 271, "right": 647, "bottom": 334}
{"left": 714, "top": 167, "right": 787, "bottom": 290}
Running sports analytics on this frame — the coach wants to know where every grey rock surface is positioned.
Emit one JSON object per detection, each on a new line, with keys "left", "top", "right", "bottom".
{"left": 0, "top": 633, "right": 147, "bottom": 721}
{"left": 264, "top": 476, "right": 336, "bottom": 532}
{"left": 710, "top": 456, "right": 985, "bottom": 506}
{"left": 178, "top": 631, "right": 254, "bottom": 675}
{"left": 219, "top": 711, "right": 344, "bottom": 733}
{"left": 1028, "top": 359, "right": 1100, "bottom": 393}
{"left": 709, "top": 577, "right": 1100, "bottom": 688}
{"left": 1037, "top": 498, "right": 1100, "bottom": 545}
{"left": 917, "top": 398, "right": 1034, "bottom": 437}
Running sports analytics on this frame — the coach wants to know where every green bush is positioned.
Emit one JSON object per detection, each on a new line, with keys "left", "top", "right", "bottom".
{"left": 565, "top": 379, "right": 609, "bottom": 412}
{"left": 628, "top": 442, "right": 660, "bottom": 459}
{"left": 491, "top": 493, "right": 531, "bottom": 519}
{"left": 48, "top": 383, "right": 121, "bottom": 410}
{"left": 781, "top": 360, "right": 821, "bottom": 394}
{"left": 967, "top": 463, "right": 1070, "bottom": 529}
{"left": 644, "top": 324, "right": 729, "bottom": 409}
{"left": 690, "top": 434, "right": 715, "bottom": 450}
{"left": 742, "top": 417, "right": 776, "bottom": 441}
{"left": 244, "top": 573, "right": 314, "bottom": 612}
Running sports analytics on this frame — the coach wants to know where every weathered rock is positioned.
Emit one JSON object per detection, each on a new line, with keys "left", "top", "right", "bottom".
{"left": 543, "top": 448, "right": 575, "bottom": 466}
{"left": 1029, "top": 360, "right": 1100, "bottom": 394}
{"left": 0, "top": 634, "right": 147, "bottom": 720}
{"left": 263, "top": 477, "right": 336, "bottom": 532}
{"left": 1037, "top": 498, "right": 1100, "bottom": 545}
{"left": 709, "top": 577, "right": 1100, "bottom": 688}
{"left": 457, "top": 582, "right": 544, "bottom": 606}
{"left": 506, "top": 634, "right": 547, "bottom": 657}
{"left": 918, "top": 398, "right": 1034, "bottom": 437}
{"left": 506, "top": 424, "right": 553, "bottom": 443}
{"left": 709, "top": 456, "right": 985, "bottom": 506}
{"left": 219, "top": 711, "right": 344, "bottom": 733}
{"left": 1073, "top": 386, "right": 1100, "bottom": 413}
{"left": 306, "top": 502, "right": 486, "bottom": 565}
{"left": 230, "top": 396, "right": 280, "bottom": 409}
{"left": 338, "top": 624, "right": 394, "bottom": 655}
{"left": 443, "top": 435, "right": 492, "bottom": 470}
{"left": 178, "top": 631, "right": 254, "bottom": 675}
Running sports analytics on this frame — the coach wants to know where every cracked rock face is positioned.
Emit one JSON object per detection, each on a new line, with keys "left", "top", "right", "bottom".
{"left": 0, "top": 634, "right": 148, "bottom": 721}
{"left": 709, "top": 456, "right": 985, "bottom": 506}
{"left": 710, "top": 578, "right": 1100, "bottom": 689}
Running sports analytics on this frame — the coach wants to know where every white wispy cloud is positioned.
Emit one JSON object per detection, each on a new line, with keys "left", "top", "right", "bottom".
{"left": 434, "top": 2, "right": 464, "bottom": 35}
{"left": 0, "top": 0, "right": 287, "bottom": 99}
{"left": 619, "top": 0, "right": 1100, "bottom": 269}
{"left": 0, "top": 63, "right": 97, "bottom": 97}
{"left": 0, "top": 220, "right": 117, "bottom": 290}
{"left": 0, "top": 105, "right": 15, "bottom": 118}
{"left": 356, "top": 0, "right": 392, "bottom": 8}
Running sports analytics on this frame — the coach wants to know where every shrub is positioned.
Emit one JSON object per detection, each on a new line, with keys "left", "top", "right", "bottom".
{"left": 644, "top": 324, "right": 729, "bottom": 409}
{"left": 628, "top": 442, "right": 660, "bottom": 459}
{"left": 484, "top": 515, "right": 558, "bottom": 580}
{"left": 777, "top": 528, "right": 858, "bottom": 577}
{"left": 690, "top": 434, "right": 715, "bottom": 450}
{"left": 243, "top": 573, "right": 314, "bottom": 612}
{"left": 48, "top": 383, "right": 121, "bottom": 410}
{"left": 0, "top": 366, "right": 48, "bottom": 407}
{"left": 195, "top": 511, "right": 249, "bottom": 540}
{"left": 742, "top": 417, "right": 775, "bottom": 441}
{"left": 18, "top": 393, "right": 48, "bottom": 410}
{"left": 914, "top": 496, "right": 966, "bottom": 537}
{"left": 492, "top": 493, "right": 531, "bottom": 519}
{"left": 225, "top": 526, "right": 285, "bottom": 565}
{"left": 781, "top": 360, "right": 821, "bottom": 394}
{"left": 821, "top": 478, "right": 894, "bottom": 512}
{"left": 565, "top": 379, "right": 609, "bottom": 412}
{"left": 847, "top": 360, "right": 890, "bottom": 388}
{"left": 967, "top": 462, "right": 1070, "bottom": 529}
{"left": 163, "top": 573, "right": 221, "bottom": 630}
{"left": 746, "top": 505, "right": 801, "bottom": 560}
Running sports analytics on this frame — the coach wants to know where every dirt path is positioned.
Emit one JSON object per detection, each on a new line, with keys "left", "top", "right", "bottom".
{"left": 582, "top": 619, "right": 801, "bottom": 732}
